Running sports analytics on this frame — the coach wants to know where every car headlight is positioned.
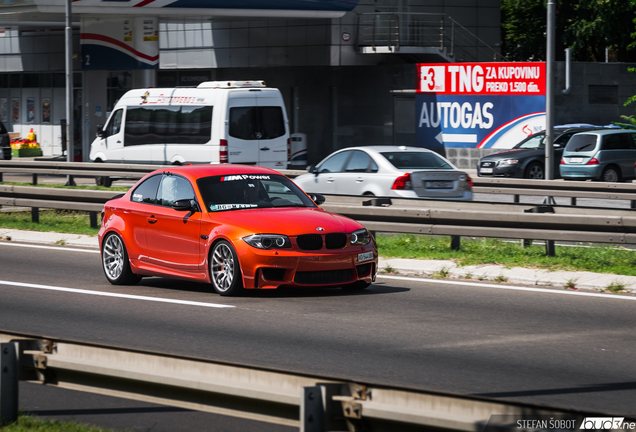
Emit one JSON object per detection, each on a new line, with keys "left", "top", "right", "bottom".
{"left": 499, "top": 159, "right": 519, "bottom": 165}
{"left": 351, "top": 229, "right": 371, "bottom": 245}
{"left": 243, "top": 234, "right": 291, "bottom": 249}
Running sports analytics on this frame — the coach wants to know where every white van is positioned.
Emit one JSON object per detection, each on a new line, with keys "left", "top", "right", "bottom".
{"left": 89, "top": 80, "right": 290, "bottom": 174}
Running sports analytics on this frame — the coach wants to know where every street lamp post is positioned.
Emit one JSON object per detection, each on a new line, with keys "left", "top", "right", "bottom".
{"left": 65, "top": 0, "right": 75, "bottom": 185}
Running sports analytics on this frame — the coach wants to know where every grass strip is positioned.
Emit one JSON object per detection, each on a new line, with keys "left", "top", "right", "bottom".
{"left": 1, "top": 413, "right": 122, "bottom": 432}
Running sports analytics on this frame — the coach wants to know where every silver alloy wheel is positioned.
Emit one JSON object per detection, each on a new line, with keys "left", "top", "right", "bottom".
{"left": 527, "top": 164, "right": 544, "bottom": 179}
{"left": 211, "top": 243, "right": 235, "bottom": 293}
{"left": 103, "top": 234, "right": 124, "bottom": 281}
{"left": 603, "top": 167, "right": 619, "bottom": 182}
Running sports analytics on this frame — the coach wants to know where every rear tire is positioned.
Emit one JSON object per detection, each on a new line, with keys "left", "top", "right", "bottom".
{"left": 601, "top": 166, "right": 621, "bottom": 182}
{"left": 102, "top": 232, "right": 141, "bottom": 285}
{"left": 210, "top": 240, "right": 244, "bottom": 296}
{"left": 525, "top": 162, "right": 545, "bottom": 179}
{"left": 96, "top": 176, "right": 112, "bottom": 187}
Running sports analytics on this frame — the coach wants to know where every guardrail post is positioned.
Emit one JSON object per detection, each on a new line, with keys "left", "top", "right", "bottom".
{"left": 545, "top": 240, "right": 555, "bottom": 256}
{"left": 31, "top": 207, "right": 39, "bottom": 223}
{"left": 451, "top": 235, "right": 460, "bottom": 250}
{"left": 0, "top": 173, "right": 3, "bottom": 182}
{"left": 32, "top": 174, "right": 37, "bottom": 186}
{"left": 0, "top": 342, "right": 19, "bottom": 425}
{"left": 571, "top": 197, "right": 577, "bottom": 206}
{"left": 514, "top": 195, "right": 520, "bottom": 203}
{"left": 89, "top": 212, "right": 98, "bottom": 229}
{"left": 631, "top": 200, "right": 636, "bottom": 209}
{"left": 522, "top": 239, "right": 532, "bottom": 248}
{"left": 301, "top": 386, "right": 325, "bottom": 432}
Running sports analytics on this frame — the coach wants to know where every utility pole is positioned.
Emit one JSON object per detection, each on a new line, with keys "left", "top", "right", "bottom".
{"left": 545, "top": 0, "right": 555, "bottom": 182}
{"left": 65, "top": 0, "right": 76, "bottom": 186}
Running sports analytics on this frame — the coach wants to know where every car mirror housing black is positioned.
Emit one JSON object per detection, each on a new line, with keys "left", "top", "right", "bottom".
{"left": 309, "top": 193, "right": 325, "bottom": 205}
{"left": 172, "top": 199, "right": 198, "bottom": 212}
{"left": 96, "top": 125, "right": 104, "bottom": 138}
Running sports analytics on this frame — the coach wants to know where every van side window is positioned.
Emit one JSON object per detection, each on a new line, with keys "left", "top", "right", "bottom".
{"left": 125, "top": 106, "right": 213, "bottom": 146}
{"left": 601, "top": 134, "right": 632, "bottom": 151}
{"left": 156, "top": 174, "right": 196, "bottom": 207}
{"left": 130, "top": 174, "right": 162, "bottom": 204}
{"left": 229, "top": 106, "right": 285, "bottom": 140}
{"left": 106, "top": 109, "right": 123, "bottom": 137}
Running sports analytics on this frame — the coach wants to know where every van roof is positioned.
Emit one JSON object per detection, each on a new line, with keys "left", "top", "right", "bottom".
{"left": 197, "top": 80, "right": 266, "bottom": 89}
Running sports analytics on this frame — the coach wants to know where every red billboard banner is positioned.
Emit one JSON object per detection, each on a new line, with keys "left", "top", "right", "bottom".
{"left": 416, "top": 62, "right": 546, "bottom": 96}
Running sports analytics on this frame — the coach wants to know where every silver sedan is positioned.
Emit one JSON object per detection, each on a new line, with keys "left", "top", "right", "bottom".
{"left": 294, "top": 146, "right": 473, "bottom": 200}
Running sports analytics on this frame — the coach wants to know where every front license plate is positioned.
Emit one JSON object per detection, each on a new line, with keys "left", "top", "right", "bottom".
{"left": 480, "top": 167, "right": 493, "bottom": 174}
{"left": 425, "top": 181, "right": 453, "bottom": 189}
{"left": 358, "top": 251, "right": 374, "bottom": 262}
{"left": 570, "top": 157, "right": 584, "bottom": 163}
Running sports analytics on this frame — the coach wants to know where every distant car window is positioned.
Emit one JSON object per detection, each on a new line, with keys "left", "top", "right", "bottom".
{"left": 318, "top": 151, "right": 351, "bottom": 173}
{"left": 554, "top": 133, "right": 573, "bottom": 145}
{"left": 601, "top": 133, "right": 636, "bottom": 150}
{"left": 516, "top": 134, "right": 545, "bottom": 149}
{"left": 345, "top": 151, "right": 372, "bottom": 172}
{"left": 565, "top": 134, "right": 598, "bottom": 152}
{"left": 229, "top": 106, "right": 285, "bottom": 140}
{"left": 157, "top": 174, "right": 195, "bottom": 207}
{"left": 381, "top": 151, "right": 452, "bottom": 169}
{"left": 130, "top": 174, "right": 162, "bottom": 204}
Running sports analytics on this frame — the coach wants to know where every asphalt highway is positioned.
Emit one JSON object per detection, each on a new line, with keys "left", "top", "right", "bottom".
{"left": 1, "top": 241, "right": 636, "bottom": 431}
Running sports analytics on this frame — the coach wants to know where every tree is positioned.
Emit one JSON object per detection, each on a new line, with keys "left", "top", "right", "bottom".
{"left": 501, "top": 0, "right": 636, "bottom": 62}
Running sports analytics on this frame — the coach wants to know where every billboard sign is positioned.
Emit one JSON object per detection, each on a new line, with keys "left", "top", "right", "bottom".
{"left": 416, "top": 62, "right": 546, "bottom": 149}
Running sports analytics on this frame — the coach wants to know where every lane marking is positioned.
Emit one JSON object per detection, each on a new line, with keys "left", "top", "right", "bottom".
{"left": 0, "top": 280, "right": 235, "bottom": 309}
{"left": 378, "top": 275, "right": 636, "bottom": 301}
{"left": 0, "top": 242, "right": 100, "bottom": 254}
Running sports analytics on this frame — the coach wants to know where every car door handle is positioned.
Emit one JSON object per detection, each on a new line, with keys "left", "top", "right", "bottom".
{"left": 260, "top": 147, "right": 270, "bottom": 151}
{"left": 326, "top": 177, "right": 335, "bottom": 183}
{"left": 117, "top": 140, "right": 121, "bottom": 143}
{"left": 147, "top": 216, "right": 158, "bottom": 224}
{"left": 356, "top": 177, "right": 364, "bottom": 183}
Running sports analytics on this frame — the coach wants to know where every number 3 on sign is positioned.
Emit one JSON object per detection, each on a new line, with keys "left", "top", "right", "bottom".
{"left": 420, "top": 66, "right": 445, "bottom": 93}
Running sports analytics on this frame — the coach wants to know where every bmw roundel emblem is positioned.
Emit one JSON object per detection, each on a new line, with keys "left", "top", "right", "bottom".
{"left": 316, "top": 227, "right": 325, "bottom": 232}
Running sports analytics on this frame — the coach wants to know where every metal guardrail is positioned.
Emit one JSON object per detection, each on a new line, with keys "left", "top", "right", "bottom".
{"left": 0, "top": 330, "right": 622, "bottom": 430}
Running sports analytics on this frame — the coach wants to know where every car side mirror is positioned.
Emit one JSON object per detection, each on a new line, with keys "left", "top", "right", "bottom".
{"left": 96, "top": 125, "right": 105, "bottom": 138}
{"left": 309, "top": 193, "right": 325, "bottom": 205}
{"left": 172, "top": 199, "right": 199, "bottom": 212}
{"left": 307, "top": 165, "right": 318, "bottom": 175}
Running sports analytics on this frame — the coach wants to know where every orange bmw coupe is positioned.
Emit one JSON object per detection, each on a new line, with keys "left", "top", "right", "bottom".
{"left": 98, "top": 165, "right": 377, "bottom": 296}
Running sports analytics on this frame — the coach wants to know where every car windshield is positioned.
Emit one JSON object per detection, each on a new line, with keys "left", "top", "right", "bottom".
{"left": 564, "top": 134, "right": 598, "bottom": 152}
{"left": 196, "top": 174, "right": 316, "bottom": 212}
{"left": 515, "top": 134, "right": 546, "bottom": 149}
{"left": 381, "top": 151, "right": 452, "bottom": 169}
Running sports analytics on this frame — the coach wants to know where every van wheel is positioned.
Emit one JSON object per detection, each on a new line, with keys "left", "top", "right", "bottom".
{"left": 525, "top": 163, "right": 545, "bottom": 179}
{"left": 602, "top": 166, "right": 621, "bottom": 182}
{"left": 96, "top": 176, "right": 112, "bottom": 187}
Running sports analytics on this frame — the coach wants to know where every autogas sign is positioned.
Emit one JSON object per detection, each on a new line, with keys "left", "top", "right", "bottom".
{"left": 416, "top": 62, "right": 546, "bottom": 149}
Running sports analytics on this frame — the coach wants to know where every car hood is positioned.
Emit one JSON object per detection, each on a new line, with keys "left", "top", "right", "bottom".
{"left": 207, "top": 207, "right": 363, "bottom": 236}
{"left": 481, "top": 148, "right": 542, "bottom": 160}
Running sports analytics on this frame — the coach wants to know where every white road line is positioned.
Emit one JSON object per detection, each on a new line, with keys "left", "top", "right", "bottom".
{"left": 378, "top": 275, "right": 636, "bottom": 301}
{"left": 0, "top": 242, "right": 100, "bottom": 254}
{"left": 0, "top": 280, "right": 235, "bottom": 309}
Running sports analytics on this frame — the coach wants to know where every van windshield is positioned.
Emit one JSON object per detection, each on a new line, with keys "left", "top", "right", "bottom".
{"left": 197, "top": 174, "right": 316, "bottom": 212}
{"left": 564, "top": 134, "right": 598, "bottom": 152}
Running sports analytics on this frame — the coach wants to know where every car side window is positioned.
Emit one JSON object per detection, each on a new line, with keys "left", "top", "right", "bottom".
{"left": 106, "top": 109, "right": 123, "bottom": 137}
{"left": 554, "top": 133, "right": 573, "bottom": 145}
{"left": 318, "top": 151, "right": 351, "bottom": 173}
{"left": 345, "top": 151, "right": 372, "bottom": 172}
{"left": 157, "top": 174, "right": 195, "bottom": 207}
{"left": 131, "top": 174, "right": 162, "bottom": 204}
{"left": 601, "top": 134, "right": 626, "bottom": 150}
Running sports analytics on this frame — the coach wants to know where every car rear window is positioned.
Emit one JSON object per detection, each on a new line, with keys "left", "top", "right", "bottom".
{"left": 564, "top": 134, "right": 598, "bottom": 152}
{"left": 229, "top": 107, "right": 285, "bottom": 140}
{"left": 381, "top": 152, "right": 452, "bottom": 169}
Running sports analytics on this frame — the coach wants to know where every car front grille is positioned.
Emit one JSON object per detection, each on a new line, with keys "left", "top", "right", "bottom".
{"left": 325, "top": 233, "right": 347, "bottom": 249}
{"left": 294, "top": 269, "right": 354, "bottom": 285}
{"left": 297, "top": 234, "right": 323, "bottom": 250}
{"left": 480, "top": 161, "right": 495, "bottom": 167}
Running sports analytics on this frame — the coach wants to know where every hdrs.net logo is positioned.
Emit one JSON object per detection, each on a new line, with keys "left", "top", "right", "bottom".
{"left": 580, "top": 418, "right": 634, "bottom": 430}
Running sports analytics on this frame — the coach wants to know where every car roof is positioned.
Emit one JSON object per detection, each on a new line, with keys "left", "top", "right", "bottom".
{"left": 336, "top": 145, "right": 436, "bottom": 154}
{"left": 145, "top": 164, "right": 280, "bottom": 181}
{"left": 573, "top": 128, "right": 636, "bottom": 136}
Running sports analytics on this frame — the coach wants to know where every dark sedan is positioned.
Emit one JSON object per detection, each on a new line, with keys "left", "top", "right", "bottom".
{"left": 477, "top": 127, "right": 601, "bottom": 179}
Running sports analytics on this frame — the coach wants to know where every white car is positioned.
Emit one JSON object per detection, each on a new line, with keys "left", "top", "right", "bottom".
{"left": 294, "top": 146, "right": 473, "bottom": 200}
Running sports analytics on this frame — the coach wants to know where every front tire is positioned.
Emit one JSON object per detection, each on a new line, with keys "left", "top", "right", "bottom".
{"left": 96, "top": 176, "right": 112, "bottom": 187}
{"left": 525, "top": 162, "right": 545, "bottom": 179}
{"left": 210, "top": 240, "right": 244, "bottom": 296}
{"left": 102, "top": 232, "right": 141, "bottom": 285}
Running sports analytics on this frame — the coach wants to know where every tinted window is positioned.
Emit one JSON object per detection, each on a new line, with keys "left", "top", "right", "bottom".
{"left": 125, "top": 105, "right": 212, "bottom": 146}
{"left": 381, "top": 151, "right": 452, "bottom": 169}
{"left": 229, "top": 106, "right": 285, "bottom": 140}
{"left": 197, "top": 174, "right": 315, "bottom": 212}
{"left": 156, "top": 174, "right": 195, "bottom": 207}
{"left": 601, "top": 133, "right": 635, "bottom": 150}
{"left": 345, "top": 151, "right": 372, "bottom": 172}
{"left": 131, "top": 174, "right": 162, "bottom": 204}
{"left": 565, "top": 134, "right": 598, "bottom": 152}
{"left": 516, "top": 134, "right": 545, "bottom": 149}
{"left": 318, "top": 151, "right": 351, "bottom": 173}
